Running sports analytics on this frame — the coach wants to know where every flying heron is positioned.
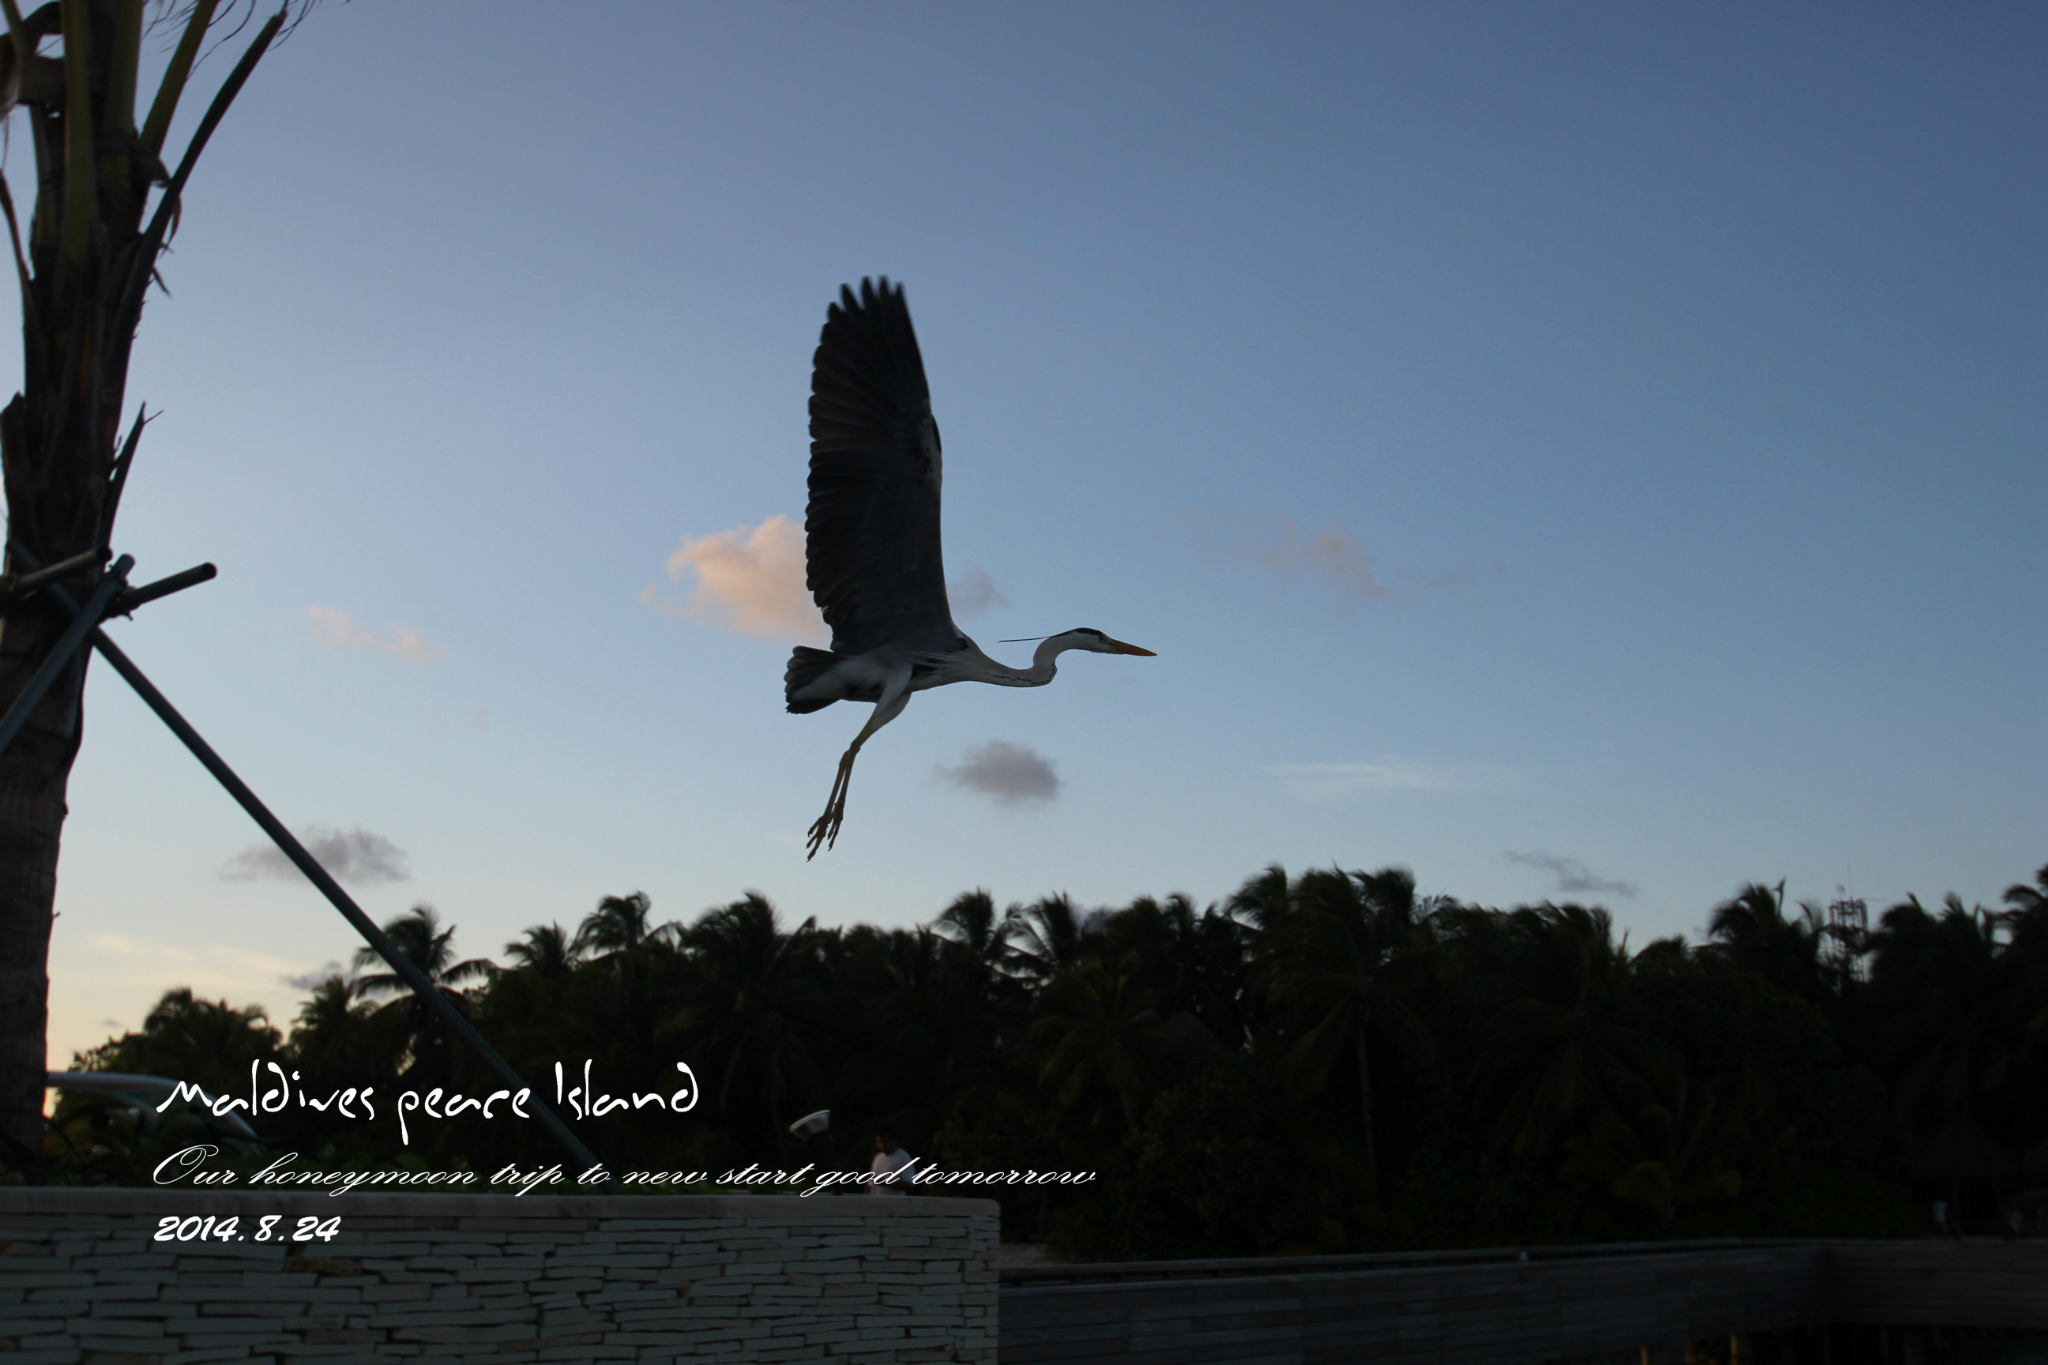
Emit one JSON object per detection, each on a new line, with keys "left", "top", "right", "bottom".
{"left": 786, "top": 278, "right": 1155, "bottom": 858}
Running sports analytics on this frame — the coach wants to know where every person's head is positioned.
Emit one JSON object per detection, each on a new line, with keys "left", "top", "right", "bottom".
{"left": 875, "top": 1126, "right": 899, "bottom": 1154}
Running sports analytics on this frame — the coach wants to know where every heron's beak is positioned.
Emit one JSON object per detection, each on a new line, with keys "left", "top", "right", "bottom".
{"left": 1105, "top": 638, "right": 1156, "bottom": 656}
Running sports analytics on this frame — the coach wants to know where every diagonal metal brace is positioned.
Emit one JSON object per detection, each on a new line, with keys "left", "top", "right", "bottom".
{"left": 0, "top": 555, "right": 133, "bottom": 761}
{"left": 12, "top": 544, "right": 617, "bottom": 1187}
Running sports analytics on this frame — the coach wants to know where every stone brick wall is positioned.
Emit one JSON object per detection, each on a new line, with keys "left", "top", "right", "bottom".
{"left": 0, "top": 1188, "right": 998, "bottom": 1363}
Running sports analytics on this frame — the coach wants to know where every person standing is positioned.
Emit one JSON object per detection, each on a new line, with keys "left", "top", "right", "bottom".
{"left": 870, "top": 1126, "right": 917, "bottom": 1196}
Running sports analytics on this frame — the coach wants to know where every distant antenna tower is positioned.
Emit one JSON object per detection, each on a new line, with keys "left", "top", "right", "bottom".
{"left": 1826, "top": 880, "right": 1869, "bottom": 982}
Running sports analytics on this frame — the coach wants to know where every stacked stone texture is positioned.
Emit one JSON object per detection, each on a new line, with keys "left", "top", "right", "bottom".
{"left": 0, "top": 1190, "right": 998, "bottom": 1364}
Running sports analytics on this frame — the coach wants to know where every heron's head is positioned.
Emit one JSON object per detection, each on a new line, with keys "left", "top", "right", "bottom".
{"left": 1053, "top": 628, "right": 1155, "bottom": 657}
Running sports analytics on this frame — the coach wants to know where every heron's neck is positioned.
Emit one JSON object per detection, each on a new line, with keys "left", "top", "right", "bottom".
{"left": 1002, "top": 637, "right": 1069, "bottom": 685}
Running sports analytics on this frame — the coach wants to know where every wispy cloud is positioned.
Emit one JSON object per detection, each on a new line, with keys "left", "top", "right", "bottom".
{"left": 85, "top": 934, "right": 319, "bottom": 994}
{"left": 1226, "top": 511, "right": 1385, "bottom": 596}
{"left": 221, "top": 826, "right": 409, "bottom": 886}
{"left": 281, "top": 960, "right": 348, "bottom": 992}
{"left": 1164, "top": 509, "right": 1382, "bottom": 596}
{"left": 1266, "top": 759, "right": 1521, "bottom": 799}
{"left": 1169, "top": 508, "right": 1473, "bottom": 600}
{"left": 308, "top": 607, "right": 442, "bottom": 663}
{"left": 642, "top": 513, "right": 826, "bottom": 643}
{"left": 936, "top": 740, "right": 1061, "bottom": 806}
{"left": 1505, "top": 850, "right": 1638, "bottom": 899}
{"left": 948, "top": 566, "right": 1007, "bottom": 618}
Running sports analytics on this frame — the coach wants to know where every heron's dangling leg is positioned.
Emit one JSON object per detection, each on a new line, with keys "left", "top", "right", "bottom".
{"left": 805, "top": 668, "right": 912, "bottom": 859}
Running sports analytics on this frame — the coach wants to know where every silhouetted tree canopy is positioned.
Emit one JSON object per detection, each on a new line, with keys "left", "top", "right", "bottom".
{"left": 46, "top": 858, "right": 2048, "bottom": 1256}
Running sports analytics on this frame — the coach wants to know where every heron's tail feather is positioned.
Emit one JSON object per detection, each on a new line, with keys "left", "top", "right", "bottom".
{"left": 785, "top": 646, "right": 844, "bottom": 714}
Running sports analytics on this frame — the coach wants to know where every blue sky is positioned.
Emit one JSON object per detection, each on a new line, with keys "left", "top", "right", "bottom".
{"left": 23, "top": 2, "right": 2042, "bottom": 1063}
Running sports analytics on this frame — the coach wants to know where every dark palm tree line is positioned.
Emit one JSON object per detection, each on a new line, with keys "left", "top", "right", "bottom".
{"left": 54, "top": 861, "right": 2048, "bottom": 1259}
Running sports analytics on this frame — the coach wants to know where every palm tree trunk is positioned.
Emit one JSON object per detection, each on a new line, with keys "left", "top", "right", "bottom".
{"left": 1356, "top": 983, "right": 1378, "bottom": 1204}
{"left": 0, "top": 2, "right": 283, "bottom": 1157}
{"left": 0, "top": 588, "right": 87, "bottom": 1152}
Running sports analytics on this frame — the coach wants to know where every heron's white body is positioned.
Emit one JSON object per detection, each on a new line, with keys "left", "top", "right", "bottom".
{"left": 789, "top": 634, "right": 1084, "bottom": 711}
{"left": 792, "top": 630, "right": 1152, "bottom": 857}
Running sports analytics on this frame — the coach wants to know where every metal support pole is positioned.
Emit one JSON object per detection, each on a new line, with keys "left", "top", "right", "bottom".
{"left": 0, "top": 556, "right": 132, "bottom": 760}
{"left": 112, "top": 562, "right": 216, "bottom": 616}
{"left": 18, "top": 552, "right": 615, "bottom": 1186}
{"left": 0, "top": 547, "right": 105, "bottom": 601}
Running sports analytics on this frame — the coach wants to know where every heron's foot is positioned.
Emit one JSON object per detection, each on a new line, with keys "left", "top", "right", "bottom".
{"left": 804, "top": 798, "right": 845, "bottom": 860}
{"left": 804, "top": 748, "right": 859, "bottom": 860}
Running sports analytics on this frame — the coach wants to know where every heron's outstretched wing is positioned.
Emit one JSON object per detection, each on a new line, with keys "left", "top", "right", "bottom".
{"left": 807, "top": 278, "right": 957, "bottom": 657}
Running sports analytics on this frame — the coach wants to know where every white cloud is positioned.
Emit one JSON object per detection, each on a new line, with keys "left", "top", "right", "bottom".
{"left": 1505, "top": 850, "right": 1638, "bottom": 898}
{"left": 221, "top": 826, "right": 409, "bottom": 886}
{"left": 308, "top": 606, "right": 442, "bottom": 663}
{"left": 1266, "top": 759, "right": 1521, "bottom": 800}
{"left": 644, "top": 517, "right": 1006, "bottom": 639}
{"left": 936, "top": 740, "right": 1061, "bottom": 806}
{"left": 643, "top": 513, "right": 826, "bottom": 642}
